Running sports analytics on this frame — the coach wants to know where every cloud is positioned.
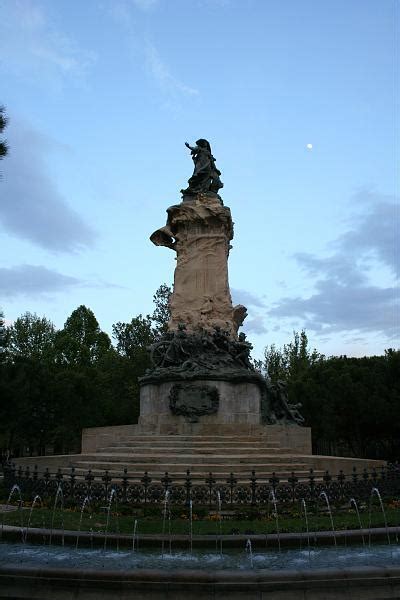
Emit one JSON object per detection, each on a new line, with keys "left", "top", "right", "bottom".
{"left": 144, "top": 42, "right": 199, "bottom": 98}
{"left": 269, "top": 193, "right": 399, "bottom": 340}
{"left": 0, "top": 265, "right": 81, "bottom": 298}
{"left": 0, "top": 0, "right": 96, "bottom": 85}
{"left": 0, "top": 264, "right": 123, "bottom": 298}
{"left": 231, "top": 288, "right": 267, "bottom": 334}
{"left": 243, "top": 315, "right": 268, "bottom": 335}
{"left": 0, "top": 117, "right": 95, "bottom": 252}
{"left": 270, "top": 280, "right": 398, "bottom": 338}
{"left": 231, "top": 288, "right": 266, "bottom": 308}
{"left": 337, "top": 190, "right": 399, "bottom": 278}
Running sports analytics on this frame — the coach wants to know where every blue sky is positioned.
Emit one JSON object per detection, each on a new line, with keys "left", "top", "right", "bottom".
{"left": 0, "top": 0, "right": 398, "bottom": 359}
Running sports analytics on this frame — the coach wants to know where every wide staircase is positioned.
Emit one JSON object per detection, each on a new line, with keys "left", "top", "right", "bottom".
{"left": 65, "top": 433, "right": 322, "bottom": 482}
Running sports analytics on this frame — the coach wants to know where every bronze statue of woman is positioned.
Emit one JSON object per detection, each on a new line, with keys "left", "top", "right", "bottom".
{"left": 181, "top": 139, "right": 223, "bottom": 196}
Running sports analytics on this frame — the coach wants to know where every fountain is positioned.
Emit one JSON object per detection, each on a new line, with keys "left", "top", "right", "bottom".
{"left": 1, "top": 141, "right": 398, "bottom": 599}
{"left": 0, "top": 485, "right": 399, "bottom": 599}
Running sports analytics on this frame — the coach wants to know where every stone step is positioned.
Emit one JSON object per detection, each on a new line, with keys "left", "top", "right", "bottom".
{"left": 102, "top": 441, "right": 282, "bottom": 449}
{"left": 71, "top": 461, "right": 309, "bottom": 473}
{"left": 66, "top": 467, "right": 321, "bottom": 481}
{"left": 95, "top": 446, "right": 289, "bottom": 455}
{"left": 115, "top": 435, "right": 283, "bottom": 443}
{"left": 75, "top": 453, "right": 306, "bottom": 465}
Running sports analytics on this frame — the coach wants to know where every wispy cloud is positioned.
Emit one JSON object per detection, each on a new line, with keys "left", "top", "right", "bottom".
{"left": 269, "top": 192, "right": 399, "bottom": 341}
{"left": 0, "top": 0, "right": 96, "bottom": 85}
{"left": 231, "top": 288, "right": 266, "bottom": 308}
{"left": 0, "top": 265, "right": 81, "bottom": 298}
{"left": 231, "top": 288, "right": 267, "bottom": 334}
{"left": 106, "top": 2, "right": 199, "bottom": 105}
{"left": 0, "top": 116, "right": 95, "bottom": 252}
{"left": 144, "top": 42, "right": 199, "bottom": 98}
{"left": 0, "top": 264, "right": 124, "bottom": 298}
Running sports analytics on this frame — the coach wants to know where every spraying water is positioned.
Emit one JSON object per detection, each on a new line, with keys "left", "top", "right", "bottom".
{"left": 349, "top": 497, "right": 365, "bottom": 547}
{"left": 2, "top": 484, "right": 24, "bottom": 543}
{"left": 49, "top": 485, "right": 65, "bottom": 547}
{"left": 268, "top": 489, "right": 281, "bottom": 552}
{"left": 104, "top": 488, "right": 119, "bottom": 551}
{"left": 24, "top": 495, "right": 42, "bottom": 544}
{"left": 189, "top": 499, "right": 193, "bottom": 554}
{"left": 369, "top": 488, "right": 391, "bottom": 546}
{"left": 300, "top": 498, "right": 311, "bottom": 560}
{"left": 161, "top": 490, "right": 171, "bottom": 556}
{"left": 319, "top": 491, "right": 336, "bottom": 547}
{"left": 76, "top": 496, "right": 91, "bottom": 549}
{"left": 245, "top": 538, "right": 253, "bottom": 568}
{"left": 216, "top": 490, "right": 223, "bottom": 556}
{"left": 132, "top": 519, "right": 138, "bottom": 552}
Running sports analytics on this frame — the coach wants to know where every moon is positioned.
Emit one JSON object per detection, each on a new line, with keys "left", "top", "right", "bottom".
{"left": 306, "top": 143, "right": 313, "bottom": 150}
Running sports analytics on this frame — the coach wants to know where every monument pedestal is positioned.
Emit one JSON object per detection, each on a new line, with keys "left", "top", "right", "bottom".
{"left": 139, "top": 379, "right": 263, "bottom": 435}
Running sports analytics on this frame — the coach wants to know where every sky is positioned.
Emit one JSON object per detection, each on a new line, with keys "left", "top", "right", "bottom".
{"left": 0, "top": 0, "right": 398, "bottom": 360}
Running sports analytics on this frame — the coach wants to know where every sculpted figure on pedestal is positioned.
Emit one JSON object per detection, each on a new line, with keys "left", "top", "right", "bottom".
{"left": 181, "top": 139, "right": 223, "bottom": 197}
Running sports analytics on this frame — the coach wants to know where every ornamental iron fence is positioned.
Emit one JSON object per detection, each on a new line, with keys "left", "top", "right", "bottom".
{"left": 3, "top": 463, "right": 400, "bottom": 508}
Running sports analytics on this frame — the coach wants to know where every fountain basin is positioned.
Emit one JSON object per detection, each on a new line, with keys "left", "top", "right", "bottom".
{"left": 0, "top": 536, "right": 399, "bottom": 599}
{"left": 0, "top": 560, "right": 399, "bottom": 599}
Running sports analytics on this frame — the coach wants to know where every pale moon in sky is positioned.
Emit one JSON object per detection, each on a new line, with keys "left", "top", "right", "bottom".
{"left": 306, "top": 143, "right": 313, "bottom": 149}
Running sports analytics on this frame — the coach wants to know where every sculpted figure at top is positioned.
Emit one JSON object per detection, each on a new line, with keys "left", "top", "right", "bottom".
{"left": 181, "top": 139, "right": 223, "bottom": 197}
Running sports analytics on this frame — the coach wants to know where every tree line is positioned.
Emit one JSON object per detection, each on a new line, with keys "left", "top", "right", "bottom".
{"left": 0, "top": 285, "right": 171, "bottom": 458}
{"left": 261, "top": 331, "right": 400, "bottom": 461}
{"left": 0, "top": 293, "right": 398, "bottom": 462}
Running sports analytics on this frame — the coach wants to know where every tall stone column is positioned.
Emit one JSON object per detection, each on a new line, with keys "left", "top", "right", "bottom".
{"left": 150, "top": 194, "right": 246, "bottom": 336}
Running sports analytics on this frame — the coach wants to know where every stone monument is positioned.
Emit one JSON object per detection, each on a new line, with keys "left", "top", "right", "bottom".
{"left": 139, "top": 139, "right": 304, "bottom": 434}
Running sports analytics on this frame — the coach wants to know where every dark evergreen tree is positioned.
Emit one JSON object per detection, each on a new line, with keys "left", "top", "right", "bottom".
{"left": 0, "top": 106, "right": 8, "bottom": 161}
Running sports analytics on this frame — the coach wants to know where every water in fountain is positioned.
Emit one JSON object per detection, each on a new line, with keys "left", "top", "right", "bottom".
{"left": 76, "top": 496, "right": 91, "bottom": 549}
{"left": 369, "top": 487, "right": 391, "bottom": 547}
{"left": 189, "top": 499, "right": 193, "bottom": 554}
{"left": 245, "top": 538, "right": 253, "bottom": 568}
{"left": 300, "top": 498, "right": 311, "bottom": 560}
{"left": 216, "top": 490, "right": 223, "bottom": 556}
{"left": 319, "top": 491, "right": 337, "bottom": 546}
{"left": 350, "top": 497, "right": 365, "bottom": 547}
{"left": 2, "top": 484, "right": 24, "bottom": 542}
{"left": 268, "top": 489, "right": 281, "bottom": 552}
{"left": 24, "top": 495, "right": 43, "bottom": 544}
{"left": 49, "top": 485, "right": 65, "bottom": 546}
{"left": 103, "top": 488, "right": 120, "bottom": 551}
{"left": 161, "top": 489, "right": 171, "bottom": 556}
{"left": 132, "top": 519, "right": 138, "bottom": 552}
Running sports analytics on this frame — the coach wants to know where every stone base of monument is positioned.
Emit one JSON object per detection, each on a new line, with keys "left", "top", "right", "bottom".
{"left": 139, "top": 379, "right": 263, "bottom": 434}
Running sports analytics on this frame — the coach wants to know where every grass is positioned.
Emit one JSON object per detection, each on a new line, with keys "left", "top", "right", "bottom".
{"left": 1, "top": 503, "right": 399, "bottom": 536}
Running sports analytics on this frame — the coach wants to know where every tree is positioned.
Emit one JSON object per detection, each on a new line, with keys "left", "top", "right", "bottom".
{"left": 7, "top": 312, "right": 56, "bottom": 362}
{"left": 0, "top": 106, "right": 8, "bottom": 161}
{"left": 151, "top": 283, "right": 171, "bottom": 337}
{"left": 263, "top": 330, "right": 322, "bottom": 384}
{"left": 55, "top": 305, "right": 112, "bottom": 366}
{"left": 0, "top": 309, "right": 7, "bottom": 362}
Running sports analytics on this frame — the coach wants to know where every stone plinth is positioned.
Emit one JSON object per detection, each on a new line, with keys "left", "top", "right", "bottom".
{"left": 139, "top": 379, "right": 262, "bottom": 435}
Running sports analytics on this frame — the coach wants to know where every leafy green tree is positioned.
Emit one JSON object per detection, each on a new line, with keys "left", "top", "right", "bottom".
{"left": 55, "top": 305, "right": 111, "bottom": 366}
{"left": 0, "top": 309, "right": 7, "bottom": 362}
{"left": 7, "top": 312, "right": 56, "bottom": 362}
{"left": 112, "top": 314, "right": 154, "bottom": 360}
{"left": 263, "top": 330, "right": 322, "bottom": 383}
{"left": 0, "top": 106, "right": 8, "bottom": 161}
{"left": 151, "top": 283, "right": 171, "bottom": 337}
